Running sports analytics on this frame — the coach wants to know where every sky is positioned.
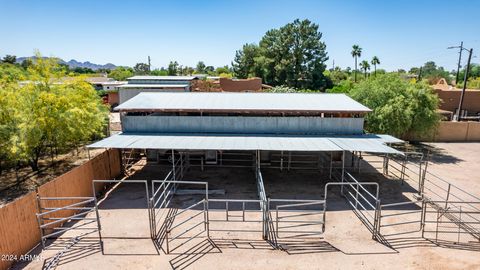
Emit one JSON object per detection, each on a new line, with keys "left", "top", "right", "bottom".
{"left": 1, "top": 0, "right": 479, "bottom": 72}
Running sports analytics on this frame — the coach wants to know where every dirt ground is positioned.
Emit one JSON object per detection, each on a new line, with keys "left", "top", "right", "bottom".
{"left": 13, "top": 143, "right": 480, "bottom": 270}
{"left": 0, "top": 148, "right": 105, "bottom": 206}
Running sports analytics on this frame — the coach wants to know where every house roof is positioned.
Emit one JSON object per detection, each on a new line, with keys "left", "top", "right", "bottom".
{"left": 114, "top": 92, "right": 372, "bottom": 113}
{"left": 102, "top": 81, "right": 127, "bottom": 86}
{"left": 85, "top": 77, "right": 114, "bottom": 84}
{"left": 118, "top": 84, "right": 189, "bottom": 89}
{"left": 127, "top": 75, "right": 199, "bottom": 81}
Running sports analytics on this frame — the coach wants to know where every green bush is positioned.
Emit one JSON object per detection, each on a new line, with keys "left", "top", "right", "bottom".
{"left": 349, "top": 73, "right": 440, "bottom": 137}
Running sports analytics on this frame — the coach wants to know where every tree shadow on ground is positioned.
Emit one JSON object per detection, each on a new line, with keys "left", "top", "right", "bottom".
{"left": 407, "top": 142, "right": 464, "bottom": 165}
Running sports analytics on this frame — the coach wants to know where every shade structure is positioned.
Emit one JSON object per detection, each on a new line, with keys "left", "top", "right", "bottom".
{"left": 88, "top": 133, "right": 403, "bottom": 154}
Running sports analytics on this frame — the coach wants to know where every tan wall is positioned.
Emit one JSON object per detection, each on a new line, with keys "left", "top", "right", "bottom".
{"left": 220, "top": 77, "right": 263, "bottom": 92}
{"left": 107, "top": 92, "right": 119, "bottom": 106}
{"left": 0, "top": 192, "right": 40, "bottom": 270}
{"left": 434, "top": 89, "right": 480, "bottom": 114}
{"left": 467, "top": 121, "right": 480, "bottom": 141}
{"left": 408, "top": 121, "right": 480, "bottom": 142}
{"left": 0, "top": 149, "right": 121, "bottom": 270}
{"left": 435, "top": 122, "right": 469, "bottom": 141}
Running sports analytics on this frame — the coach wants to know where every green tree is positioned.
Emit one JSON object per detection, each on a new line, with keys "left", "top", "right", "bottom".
{"left": 409, "top": 67, "right": 420, "bottom": 75}
{"left": 73, "top": 67, "right": 95, "bottom": 74}
{"left": 133, "top": 62, "right": 150, "bottom": 75}
{"left": 420, "top": 61, "right": 451, "bottom": 84}
{"left": 232, "top": 19, "right": 329, "bottom": 90}
{"left": 167, "top": 61, "right": 179, "bottom": 75}
{"left": 323, "top": 68, "right": 348, "bottom": 85}
{"left": 349, "top": 73, "right": 439, "bottom": 137}
{"left": 109, "top": 66, "right": 133, "bottom": 81}
{"left": 205, "top": 66, "right": 215, "bottom": 74}
{"left": 195, "top": 61, "right": 206, "bottom": 73}
{"left": 0, "top": 78, "right": 21, "bottom": 173}
{"left": 21, "top": 58, "right": 34, "bottom": 69}
{"left": 457, "top": 64, "right": 480, "bottom": 85}
{"left": 360, "top": 60, "right": 370, "bottom": 79}
{"left": 232, "top": 43, "right": 261, "bottom": 79}
{"left": 150, "top": 68, "right": 169, "bottom": 76}
{"left": 218, "top": 72, "right": 233, "bottom": 78}
{"left": 259, "top": 19, "right": 329, "bottom": 89}
{"left": 351, "top": 45, "right": 362, "bottom": 82}
{"left": 214, "top": 66, "right": 231, "bottom": 76}
{"left": 2, "top": 55, "right": 17, "bottom": 64}
{"left": 0, "top": 63, "right": 26, "bottom": 83}
{"left": 1, "top": 54, "right": 108, "bottom": 171}
{"left": 371, "top": 56, "right": 380, "bottom": 76}
{"left": 326, "top": 80, "right": 354, "bottom": 94}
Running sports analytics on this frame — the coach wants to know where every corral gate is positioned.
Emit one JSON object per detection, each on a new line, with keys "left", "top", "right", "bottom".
{"left": 150, "top": 179, "right": 209, "bottom": 254}
{"left": 92, "top": 179, "right": 151, "bottom": 249}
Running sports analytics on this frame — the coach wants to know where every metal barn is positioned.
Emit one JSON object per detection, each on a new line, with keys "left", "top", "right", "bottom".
{"left": 36, "top": 92, "right": 480, "bottom": 260}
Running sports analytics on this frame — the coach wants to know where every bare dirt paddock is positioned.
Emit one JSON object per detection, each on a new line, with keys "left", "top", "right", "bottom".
{"left": 15, "top": 143, "right": 480, "bottom": 270}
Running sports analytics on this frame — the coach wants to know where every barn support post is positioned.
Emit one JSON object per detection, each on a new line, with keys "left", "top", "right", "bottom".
{"left": 329, "top": 152, "right": 333, "bottom": 179}
{"left": 358, "top": 152, "right": 362, "bottom": 173}
{"left": 341, "top": 151, "right": 346, "bottom": 194}
{"left": 351, "top": 151, "right": 355, "bottom": 168}
{"left": 280, "top": 151, "right": 284, "bottom": 171}
{"left": 383, "top": 154, "right": 389, "bottom": 175}
{"left": 287, "top": 151, "right": 292, "bottom": 171}
{"left": 171, "top": 149, "right": 176, "bottom": 181}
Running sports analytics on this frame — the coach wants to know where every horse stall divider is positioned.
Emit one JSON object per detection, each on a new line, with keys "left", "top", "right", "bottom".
{"left": 268, "top": 199, "right": 326, "bottom": 240}
{"left": 255, "top": 155, "right": 268, "bottom": 239}
{"left": 207, "top": 198, "right": 265, "bottom": 236}
{"left": 324, "top": 176, "right": 381, "bottom": 240}
{"left": 376, "top": 200, "right": 424, "bottom": 237}
{"left": 35, "top": 196, "right": 101, "bottom": 249}
{"left": 422, "top": 200, "right": 480, "bottom": 242}
{"left": 150, "top": 180, "right": 208, "bottom": 254}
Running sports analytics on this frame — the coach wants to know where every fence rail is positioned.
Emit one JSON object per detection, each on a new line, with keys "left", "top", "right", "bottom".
{"left": 36, "top": 196, "right": 101, "bottom": 248}
{"left": 269, "top": 199, "right": 325, "bottom": 239}
{"left": 379, "top": 150, "right": 480, "bottom": 243}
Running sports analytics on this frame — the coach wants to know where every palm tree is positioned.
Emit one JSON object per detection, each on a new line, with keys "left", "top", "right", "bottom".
{"left": 351, "top": 45, "right": 362, "bottom": 82}
{"left": 371, "top": 56, "right": 380, "bottom": 76}
{"left": 360, "top": 60, "right": 370, "bottom": 79}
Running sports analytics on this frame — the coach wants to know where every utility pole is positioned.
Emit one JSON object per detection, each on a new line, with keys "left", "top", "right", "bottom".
{"left": 456, "top": 48, "right": 473, "bottom": 121}
{"left": 455, "top": 42, "right": 463, "bottom": 84}
{"left": 448, "top": 42, "right": 464, "bottom": 84}
{"left": 148, "top": 56, "right": 151, "bottom": 72}
{"left": 332, "top": 60, "right": 335, "bottom": 70}
{"left": 418, "top": 67, "right": 423, "bottom": 81}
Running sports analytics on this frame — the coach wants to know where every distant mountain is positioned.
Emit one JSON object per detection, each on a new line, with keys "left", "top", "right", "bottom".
{"left": 64, "top": 59, "right": 116, "bottom": 70}
{"left": 16, "top": 56, "right": 117, "bottom": 70}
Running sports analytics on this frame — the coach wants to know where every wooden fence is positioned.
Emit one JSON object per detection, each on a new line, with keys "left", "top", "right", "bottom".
{"left": 0, "top": 149, "right": 121, "bottom": 270}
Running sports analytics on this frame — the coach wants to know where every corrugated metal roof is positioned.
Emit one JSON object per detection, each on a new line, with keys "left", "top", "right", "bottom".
{"left": 114, "top": 92, "right": 372, "bottom": 113}
{"left": 127, "top": 76, "right": 198, "bottom": 81}
{"left": 375, "top": 134, "right": 404, "bottom": 144}
{"left": 88, "top": 133, "right": 402, "bottom": 154}
{"left": 118, "top": 84, "right": 189, "bottom": 89}
{"left": 328, "top": 137, "right": 401, "bottom": 153}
